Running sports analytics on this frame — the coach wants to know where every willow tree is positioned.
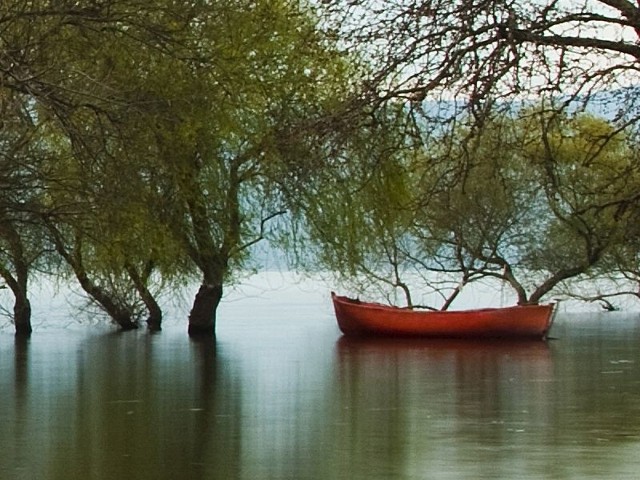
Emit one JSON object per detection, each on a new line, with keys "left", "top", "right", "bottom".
{"left": 126, "top": 1, "right": 358, "bottom": 336}
{"left": 590, "top": 196, "right": 640, "bottom": 309}
{"left": 48, "top": 0, "right": 360, "bottom": 335}
{"left": 1, "top": 0, "right": 363, "bottom": 334}
{"left": 519, "top": 108, "right": 640, "bottom": 306}
{"left": 290, "top": 108, "right": 523, "bottom": 309}
{"left": 40, "top": 108, "right": 176, "bottom": 330}
{"left": 320, "top": 0, "right": 640, "bottom": 115}
{"left": 0, "top": 3, "right": 82, "bottom": 333}
{"left": 415, "top": 108, "right": 639, "bottom": 306}
{"left": 296, "top": 104, "right": 640, "bottom": 308}
{"left": 11, "top": 0, "right": 207, "bottom": 330}
{"left": 0, "top": 88, "right": 51, "bottom": 335}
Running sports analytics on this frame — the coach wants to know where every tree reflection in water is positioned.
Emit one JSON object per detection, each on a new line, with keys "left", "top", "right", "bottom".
{"left": 0, "top": 310, "right": 640, "bottom": 479}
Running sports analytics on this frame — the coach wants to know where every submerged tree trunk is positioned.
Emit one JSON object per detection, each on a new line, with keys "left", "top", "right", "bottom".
{"left": 72, "top": 266, "right": 139, "bottom": 330}
{"left": 78, "top": 275, "right": 139, "bottom": 330}
{"left": 13, "top": 293, "right": 32, "bottom": 336}
{"left": 0, "top": 270, "right": 32, "bottom": 335}
{"left": 0, "top": 224, "right": 33, "bottom": 335}
{"left": 142, "top": 291, "right": 163, "bottom": 331}
{"left": 188, "top": 283, "right": 223, "bottom": 337}
{"left": 125, "top": 262, "right": 162, "bottom": 331}
{"left": 46, "top": 223, "right": 138, "bottom": 330}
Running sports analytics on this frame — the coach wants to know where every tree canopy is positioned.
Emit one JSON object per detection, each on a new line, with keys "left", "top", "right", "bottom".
{"left": 296, "top": 0, "right": 640, "bottom": 310}
{"left": 321, "top": 1, "right": 640, "bottom": 111}
{"left": 2, "top": 0, "right": 640, "bottom": 335}
{"left": 295, "top": 105, "right": 640, "bottom": 309}
{"left": 0, "top": 0, "right": 364, "bottom": 334}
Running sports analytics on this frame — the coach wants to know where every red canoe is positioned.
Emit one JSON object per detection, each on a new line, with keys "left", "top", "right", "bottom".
{"left": 332, "top": 292, "right": 556, "bottom": 339}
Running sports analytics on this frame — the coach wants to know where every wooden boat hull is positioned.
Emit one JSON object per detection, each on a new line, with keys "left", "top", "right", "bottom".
{"left": 332, "top": 292, "right": 555, "bottom": 339}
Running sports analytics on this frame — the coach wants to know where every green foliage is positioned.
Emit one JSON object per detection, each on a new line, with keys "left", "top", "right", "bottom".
{"left": 288, "top": 106, "right": 426, "bottom": 304}
{"left": 11, "top": 0, "right": 640, "bottom": 324}
{"left": 0, "top": 0, "right": 360, "bottom": 328}
{"left": 298, "top": 102, "right": 640, "bottom": 307}
{"left": 432, "top": 108, "right": 640, "bottom": 303}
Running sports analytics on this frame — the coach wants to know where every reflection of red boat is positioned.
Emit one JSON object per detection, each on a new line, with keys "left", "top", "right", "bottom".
{"left": 332, "top": 292, "right": 556, "bottom": 339}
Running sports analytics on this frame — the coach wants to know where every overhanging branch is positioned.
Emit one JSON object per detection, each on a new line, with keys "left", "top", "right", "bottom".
{"left": 511, "top": 29, "right": 640, "bottom": 60}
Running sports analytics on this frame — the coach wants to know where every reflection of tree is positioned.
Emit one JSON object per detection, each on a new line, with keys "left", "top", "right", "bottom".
{"left": 4, "top": 337, "right": 30, "bottom": 472}
{"left": 334, "top": 327, "right": 640, "bottom": 477}
{"left": 12, "top": 336, "right": 29, "bottom": 403}
{"left": 41, "top": 332, "right": 243, "bottom": 479}
{"left": 550, "top": 315, "right": 640, "bottom": 444}
{"left": 336, "top": 340, "right": 408, "bottom": 476}
{"left": 188, "top": 337, "right": 243, "bottom": 478}
{"left": 334, "top": 338, "right": 554, "bottom": 477}
{"left": 448, "top": 341, "right": 555, "bottom": 447}
{"left": 5, "top": 316, "right": 640, "bottom": 478}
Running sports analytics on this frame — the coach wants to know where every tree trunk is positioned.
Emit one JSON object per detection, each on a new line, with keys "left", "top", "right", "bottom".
{"left": 0, "top": 223, "right": 32, "bottom": 335}
{"left": 69, "top": 267, "right": 139, "bottom": 330}
{"left": 81, "top": 281, "right": 139, "bottom": 330}
{"left": 0, "top": 267, "right": 32, "bottom": 336}
{"left": 46, "top": 224, "right": 138, "bottom": 330}
{"left": 188, "top": 283, "right": 223, "bottom": 337}
{"left": 144, "top": 299, "right": 163, "bottom": 331}
{"left": 125, "top": 263, "right": 162, "bottom": 331}
{"left": 13, "top": 294, "right": 32, "bottom": 336}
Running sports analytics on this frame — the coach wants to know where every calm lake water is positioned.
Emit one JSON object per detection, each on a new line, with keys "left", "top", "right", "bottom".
{"left": 1, "top": 274, "right": 640, "bottom": 479}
